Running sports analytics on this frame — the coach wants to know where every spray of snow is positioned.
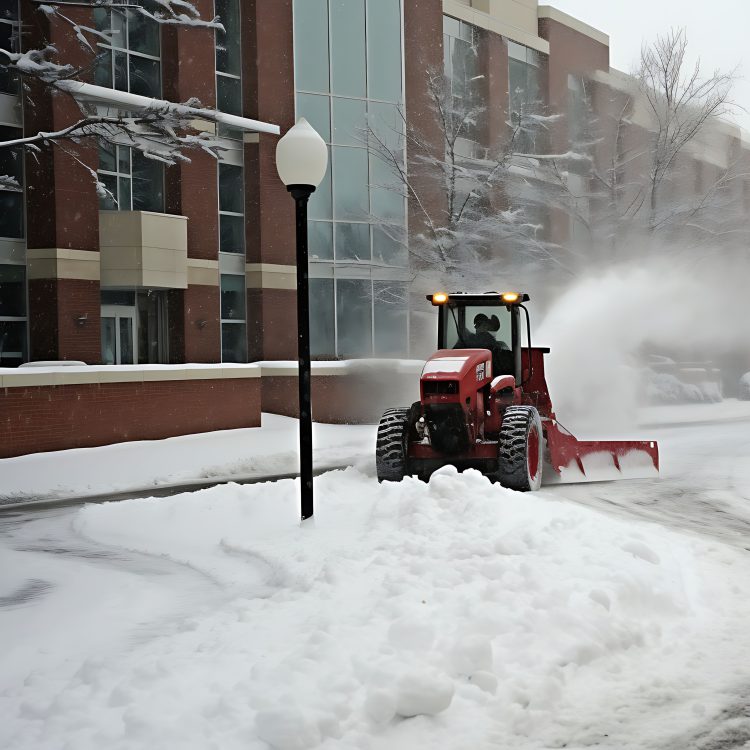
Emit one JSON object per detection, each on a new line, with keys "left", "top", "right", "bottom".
{"left": 536, "top": 253, "right": 750, "bottom": 435}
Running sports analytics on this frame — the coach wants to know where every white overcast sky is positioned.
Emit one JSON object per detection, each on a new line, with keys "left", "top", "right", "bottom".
{"left": 549, "top": 0, "right": 750, "bottom": 134}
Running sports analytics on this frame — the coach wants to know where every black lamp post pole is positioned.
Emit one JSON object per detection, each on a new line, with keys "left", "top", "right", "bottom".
{"left": 288, "top": 184, "right": 316, "bottom": 521}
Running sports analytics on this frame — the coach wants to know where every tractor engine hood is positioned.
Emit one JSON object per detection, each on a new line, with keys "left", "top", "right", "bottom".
{"left": 420, "top": 349, "right": 492, "bottom": 405}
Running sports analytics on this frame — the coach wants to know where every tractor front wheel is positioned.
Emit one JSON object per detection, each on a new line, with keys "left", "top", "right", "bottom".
{"left": 496, "top": 405, "right": 543, "bottom": 491}
{"left": 376, "top": 407, "right": 411, "bottom": 483}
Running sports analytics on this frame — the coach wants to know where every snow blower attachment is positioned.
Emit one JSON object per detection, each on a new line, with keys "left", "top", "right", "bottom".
{"left": 376, "top": 292, "right": 659, "bottom": 489}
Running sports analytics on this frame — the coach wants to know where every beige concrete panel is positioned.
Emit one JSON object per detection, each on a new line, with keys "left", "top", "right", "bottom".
{"left": 26, "top": 248, "right": 101, "bottom": 281}
{"left": 100, "top": 270, "right": 142, "bottom": 287}
{"left": 443, "top": 0, "right": 550, "bottom": 54}
{"left": 220, "top": 366, "right": 262, "bottom": 379}
{"left": 1, "top": 371, "right": 56, "bottom": 387}
{"left": 187, "top": 265, "right": 220, "bottom": 286}
{"left": 141, "top": 212, "right": 188, "bottom": 252}
{"left": 246, "top": 263, "right": 298, "bottom": 290}
{"left": 96, "top": 369, "right": 145, "bottom": 383}
{"left": 538, "top": 6, "right": 609, "bottom": 46}
{"left": 54, "top": 370, "right": 101, "bottom": 385}
{"left": 141, "top": 269, "right": 188, "bottom": 289}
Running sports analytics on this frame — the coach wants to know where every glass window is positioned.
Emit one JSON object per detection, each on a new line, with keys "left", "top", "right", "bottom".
{"left": 310, "top": 278, "right": 335, "bottom": 357}
{"left": 132, "top": 152, "right": 163, "bottom": 212}
{"left": 333, "top": 146, "right": 369, "bottom": 220}
{"left": 0, "top": 320, "right": 26, "bottom": 367}
{"left": 335, "top": 223, "right": 370, "bottom": 262}
{"left": 222, "top": 322, "right": 247, "bottom": 362}
{"left": 0, "top": 12, "right": 20, "bottom": 95}
{"left": 293, "top": 0, "right": 330, "bottom": 93}
{"left": 309, "top": 221, "right": 333, "bottom": 260}
{"left": 297, "top": 93, "right": 331, "bottom": 142}
{"left": 215, "top": 0, "right": 241, "bottom": 76}
{"left": 219, "top": 164, "right": 244, "bottom": 214}
{"left": 336, "top": 279, "right": 372, "bottom": 357}
{"left": 330, "top": 0, "right": 366, "bottom": 97}
{"left": 370, "top": 155, "right": 404, "bottom": 222}
{"left": 308, "top": 161, "right": 332, "bottom": 221}
{"left": 98, "top": 144, "right": 164, "bottom": 212}
{"left": 220, "top": 274, "right": 246, "bottom": 320}
{"left": 373, "top": 281, "right": 407, "bottom": 355}
{"left": 372, "top": 226, "right": 407, "bottom": 266}
{"left": 219, "top": 163, "right": 245, "bottom": 254}
{"left": 367, "top": 0, "right": 401, "bottom": 102}
{"left": 0, "top": 264, "right": 25, "bottom": 317}
{"left": 217, "top": 74, "right": 242, "bottom": 117}
{"left": 0, "top": 125, "right": 23, "bottom": 239}
{"left": 332, "top": 97, "right": 367, "bottom": 146}
{"left": 368, "top": 101, "right": 404, "bottom": 153}
{"left": 94, "top": 6, "right": 161, "bottom": 98}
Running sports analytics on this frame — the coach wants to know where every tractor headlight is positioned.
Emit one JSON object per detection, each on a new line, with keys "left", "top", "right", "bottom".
{"left": 501, "top": 292, "right": 520, "bottom": 303}
{"left": 431, "top": 292, "right": 449, "bottom": 305}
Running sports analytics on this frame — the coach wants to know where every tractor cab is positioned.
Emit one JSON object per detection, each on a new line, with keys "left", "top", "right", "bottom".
{"left": 432, "top": 291, "right": 528, "bottom": 383}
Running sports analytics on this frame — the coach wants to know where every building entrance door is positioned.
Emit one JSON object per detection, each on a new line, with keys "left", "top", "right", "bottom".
{"left": 101, "top": 305, "right": 137, "bottom": 364}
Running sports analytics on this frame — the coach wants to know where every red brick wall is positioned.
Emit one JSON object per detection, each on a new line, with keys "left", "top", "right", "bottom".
{"left": 247, "top": 288, "right": 298, "bottom": 361}
{"left": 28, "top": 279, "right": 102, "bottom": 363}
{"left": 0, "top": 377, "right": 261, "bottom": 458}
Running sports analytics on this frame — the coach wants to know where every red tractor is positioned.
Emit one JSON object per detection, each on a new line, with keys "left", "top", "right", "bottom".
{"left": 376, "top": 292, "right": 659, "bottom": 490}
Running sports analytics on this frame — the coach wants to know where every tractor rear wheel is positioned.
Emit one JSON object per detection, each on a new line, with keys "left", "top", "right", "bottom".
{"left": 376, "top": 407, "right": 411, "bottom": 482}
{"left": 496, "top": 405, "right": 543, "bottom": 491}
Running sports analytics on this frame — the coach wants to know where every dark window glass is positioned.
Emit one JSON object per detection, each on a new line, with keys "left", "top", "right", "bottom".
{"left": 308, "top": 221, "right": 333, "bottom": 260}
{"left": 367, "top": 0, "right": 401, "bottom": 102}
{"left": 0, "top": 320, "right": 26, "bottom": 366}
{"left": 374, "top": 281, "right": 407, "bottom": 355}
{"left": 94, "top": 48, "right": 113, "bottom": 88}
{"left": 220, "top": 274, "right": 246, "bottom": 320}
{"left": 127, "top": 8, "right": 159, "bottom": 56}
{"left": 132, "top": 152, "right": 164, "bottom": 212}
{"left": 336, "top": 279, "right": 372, "bottom": 357}
{"left": 330, "top": 0, "right": 366, "bottom": 97}
{"left": 114, "top": 50, "right": 128, "bottom": 91}
{"left": 215, "top": 0, "right": 241, "bottom": 76}
{"left": 219, "top": 164, "right": 244, "bottom": 214}
{"left": 0, "top": 264, "right": 25, "bottom": 317}
{"left": 0, "top": 191, "right": 22, "bottom": 238}
{"left": 220, "top": 214, "right": 244, "bottom": 254}
{"left": 98, "top": 173, "right": 118, "bottom": 210}
{"left": 0, "top": 20, "right": 19, "bottom": 94}
{"left": 310, "top": 278, "right": 335, "bottom": 357}
{"left": 99, "top": 141, "right": 117, "bottom": 172}
{"left": 118, "top": 176, "right": 132, "bottom": 210}
{"left": 217, "top": 74, "right": 242, "bottom": 116}
{"left": 0, "top": 126, "right": 22, "bottom": 184}
{"left": 129, "top": 55, "right": 160, "bottom": 97}
{"left": 293, "top": 0, "right": 330, "bottom": 93}
{"left": 297, "top": 93, "right": 331, "bottom": 143}
{"left": 222, "top": 323, "right": 247, "bottom": 362}
{"left": 102, "top": 290, "right": 136, "bottom": 306}
{"left": 335, "top": 222, "right": 370, "bottom": 261}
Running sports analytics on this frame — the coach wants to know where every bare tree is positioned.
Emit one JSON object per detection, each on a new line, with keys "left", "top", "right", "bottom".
{"left": 0, "top": 0, "right": 232, "bottom": 190}
{"left": 366, "top": 66, "right": 568, "bottom": 291}
{"left": 639, "top": 28, "right": 736, "bottom": 229}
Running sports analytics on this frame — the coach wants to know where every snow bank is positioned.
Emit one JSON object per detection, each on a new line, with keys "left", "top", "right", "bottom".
{"left": 4, "top": 468, "right": 750, "bottom": 749}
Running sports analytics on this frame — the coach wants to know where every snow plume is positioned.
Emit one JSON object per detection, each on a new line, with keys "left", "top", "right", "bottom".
{"left": 536, "top": 251, "right": 750, "bottom": 434}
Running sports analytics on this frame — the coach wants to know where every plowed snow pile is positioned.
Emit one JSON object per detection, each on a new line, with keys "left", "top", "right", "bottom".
{"left": 5, "top": 467, "right": 750, "bottom": 749}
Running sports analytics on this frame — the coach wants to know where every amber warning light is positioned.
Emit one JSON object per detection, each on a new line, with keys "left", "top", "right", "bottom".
{"left": 501, "top": 292, "right": 520, "bottom": 303}
{"left": 431, "top": 292, "right": 449, "bottom": 305}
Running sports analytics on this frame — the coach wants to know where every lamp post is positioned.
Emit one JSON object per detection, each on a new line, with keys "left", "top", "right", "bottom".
{"left": 275, "top": 118, "right": 328, "bottom": 521}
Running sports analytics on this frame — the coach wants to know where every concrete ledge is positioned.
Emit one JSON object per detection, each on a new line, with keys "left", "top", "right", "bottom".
{"left": 0, "top": 364, "right": 261, "bottom": 389}
{"left": 538, "top": 6, "right": 609, "bottom": 46}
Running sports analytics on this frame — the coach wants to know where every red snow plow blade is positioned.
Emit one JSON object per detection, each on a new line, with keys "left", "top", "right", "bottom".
{"left": 544, "top": 419, "right": 660, "bottom": 483}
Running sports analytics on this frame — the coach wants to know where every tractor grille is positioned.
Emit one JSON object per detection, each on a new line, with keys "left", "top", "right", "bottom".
{"left": 422, "top": 380, "right": 459, "bottom": 396}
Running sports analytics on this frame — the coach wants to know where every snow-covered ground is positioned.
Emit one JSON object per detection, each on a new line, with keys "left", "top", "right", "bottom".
{"left": 2, "top": 402, "right": 750, "bottom": 749}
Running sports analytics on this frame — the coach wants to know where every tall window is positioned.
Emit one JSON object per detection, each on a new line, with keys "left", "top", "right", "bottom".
{"left": 215, "top": 0, "right": 242, "bottom": 137}
{"left": 508, "top": 41, "right": 542, "bottom": 153}
{"left": 0, "top": 264, "right": 26, "bottom": 367}
{"left": 220, "top": 274, "right": 246, "bottom": 362}
{"left": 294, "top": 0, "right": 408, "bottom": 358}
{"left": 98, "top": 142, "right": 164, "bottom": 212}
{"left": 0, "top": 2, "right": 20, "bottom": 95}
{"left": 218, "top": 163, "right": 244, "bottom": 254}
{"left": 0, "top": 125, "right": 23, "bottom": 238}
{"left": 94, "top": 4, "right": 161, "bottom": 98}
{"left": 443, "top": 17, "right": 479, "bottom": 107}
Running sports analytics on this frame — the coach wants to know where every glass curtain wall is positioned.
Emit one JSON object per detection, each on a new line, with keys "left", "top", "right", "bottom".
{"left": 443, "top": 16, "right": 482, "bottom": 145}
{"left": 94, "top": 4, "right": 165, "bottom": 211}
{"left": 0, "top": 2, "right": 20, "bottom": 95}
{"left": 293, "top": 0, "right": 409, "bottom": 359}
{"left": 508, "top": 41, "right": 542, "bottom": 154}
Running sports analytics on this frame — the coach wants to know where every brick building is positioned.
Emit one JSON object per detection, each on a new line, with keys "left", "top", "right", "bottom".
{"left": 0, "top": 0, "right": 746, "bottom": 456}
